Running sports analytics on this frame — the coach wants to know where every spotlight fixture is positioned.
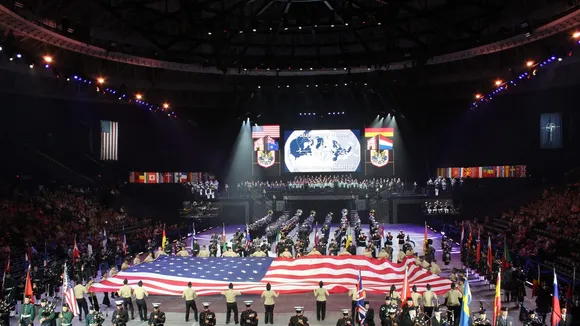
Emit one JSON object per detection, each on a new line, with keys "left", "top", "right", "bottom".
{"left": 475, "top": 94, "right": 482, "bottom": 99}
{"left": 494, "top": 79, "right": 502, "bottom": 86}
{"left": 163, "top": 103, "right": 170, "bottom": 109}
{"left": 97, "top": 77, "right": 105, "bottom": 84}
{"left": 43, "top": 55, "right": 53, "bottom": 63}
{"left": 526, "top": 60, "right": 534, "bottom": 67}
{"left": 136, "top": 94, "right": 143, "bottom": 100}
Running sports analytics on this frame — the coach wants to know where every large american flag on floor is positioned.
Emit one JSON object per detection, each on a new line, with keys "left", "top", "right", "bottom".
{"left": 100, "top": 120, "right": 119, "bottom": 161}
{"left": 89, "top": 256, "right": 451, "bottom": 295}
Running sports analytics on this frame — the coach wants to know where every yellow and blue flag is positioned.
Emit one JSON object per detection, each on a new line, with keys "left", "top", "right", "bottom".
{"left": 459, "top": 277, "right": 472, "bottom": 326}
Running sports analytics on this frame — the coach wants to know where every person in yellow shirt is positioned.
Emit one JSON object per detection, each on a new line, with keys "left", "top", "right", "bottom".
{"left": 387, "top": 285, "right": 401, "bottom": 306}
{"left": 117, "top": 279, "right": 135, "bottom": 320}
{"left": 421, "top": 284, "right": 437, "bottom": 317}
{"left": 155, "top": 247, "right": 168, "bottom": 259}
{"left": 177, "top": 247, "right": 190, "bottom": 257}
{"left": 260, "top": 283, "right": 279, "bottom": 324}
{"left": 134, "top": 280, "right": 149, "bottom": 321}
{"left": 198, "top": 245, "right": 211, "bottom": 257}
{"left": 73, "top": 281, "right": 89, "bottom": 321}
{"left": 429, "top": 262, "right": 441, "bottom": 275}
{"left": 410, "top": 285, "right": 421, "bottom": 308}
{"left": 378, "top": 248, "right": 390, "bottom": 260}
{"left": 338, "top": 248, "right": 352, "bottom": 256}
{"left": 120, "top": 260, "right": 130, "bottom": 271}
{"left": 279, "top": 248, "right": 293, "bottom": 258}
{"left": 109, "top": 267, "right": 118, "bottom": 299}
{"left": 251, "top": 248, "right": 267, "bottom": 257}
{"left": 442, "top": 283, "right": 462, "bottom": 323}
{"left": 133, "top": 253, "right": 142, "bottom": 265}
{"left": 364, "top": 247, "right": 373, "bottom": 258}
{"left": 307, "top": 248, "right": 322, "bottom": 256}
{"left": 313, "top": 281, "right": 329, "bottom": 321}
{"left": 223, "top": 247, "right": 238, "bottom": 258}
{"left": 144, "top": 252, "right": 155, "bottom": 263}
{"left": 183, "top": 282, "right": 199, "bottom": 322}
{"left": 222, "top": 283, "right": 242, "bottom": 324}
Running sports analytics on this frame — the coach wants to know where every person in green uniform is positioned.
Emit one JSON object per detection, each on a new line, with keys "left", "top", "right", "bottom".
{"left": 84, "top": 306, "right": 95, "bottom": 326}
{"left": 38, "top": 299, "right": 55, "bottom": 326}
{"left": 19, "top": 295, "right": 35, "bottom": 326}
{"left": 58, "top": 304, "right": 74, "bottom": 326}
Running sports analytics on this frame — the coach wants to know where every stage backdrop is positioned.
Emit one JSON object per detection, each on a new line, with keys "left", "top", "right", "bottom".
{"left": 283, "top": 129, "right": 361, "bottom": 173}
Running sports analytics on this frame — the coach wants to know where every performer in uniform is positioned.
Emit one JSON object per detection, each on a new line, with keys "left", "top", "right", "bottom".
{"left": 430, "top": 307, "right": 446, "bottom": 326}
{"left": 240, "top": 301, "right": 259, "bottom": 326}
{"left": 117, "top": 279, "right": 135, "bottom": 320}
{"left": 148, "top": 303, "right": 166, "bottom": 326}
{"left": 200, "top": 302, "right": 216, "bottom": 326}
{"left": 58, "top": 304, "right": 74, "bottom": 326}
{"left": 222, "top": 283, "right": 241, "bottom": 324}
{"left": 364, "top": 301, "right": 375, "bottom": 326}
{"left": 260, "top": 283, "right": 279, "bottom": 324}
{"left": 422, "top": 284, "right": 437, "bottom": 318}
{"left": 523, "top": 310, "right": 542, "bottom": 326}
{"left": 183, "top": 282, "right": 199, "bottom": 322}
{"left": 337, "top": 309, "right": 353, "bottom": 326}
{"left": 134, "top": 280, "right": 149, "bottom": 321}
{"left": 38, "top": 299, "right": 55, "bottom": 326}
{"left": 313, "top": 281, "right": 329, "bottom": 321}
{"left": 19, "top": 295, "right": 35, "bottom": 326}
{"left": 399, "top": 298, "right": 417, "bottom": 326}
{"left": 472, "top": 309, "right": 491, "bottom": 326}
{"left": 288, "top": 307, "right": 309, "bottom": 326}
{"left": 379, "top": 296, "right": 393, "bottom": 326}
{"left": 84, "top": 306, "right": 96, "bottom": 326}
{"left": 112, "top": 300, "right": 129, "bottom": 326}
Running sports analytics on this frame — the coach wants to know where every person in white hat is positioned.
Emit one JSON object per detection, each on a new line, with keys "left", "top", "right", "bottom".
{"left": 240, "top": 301, "right": 258, "bottom": 326}
{"left": 111, "top": 300, "right": 129, "bottom": 326}
{"left": 199, "top": 302, "right": 216, "bottom": 326}
{"left": 336, "top": 309, "right": 353, "bottom": 326}
{"left": 148, "top": 303, "right": 166, "bottom": 326}
{"left": 289, "top": 307, "right": 309, "bottom": 326}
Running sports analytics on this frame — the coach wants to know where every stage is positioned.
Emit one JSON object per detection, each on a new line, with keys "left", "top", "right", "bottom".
{"left": 16, "top": 223, "right": 536, "bottom": 325}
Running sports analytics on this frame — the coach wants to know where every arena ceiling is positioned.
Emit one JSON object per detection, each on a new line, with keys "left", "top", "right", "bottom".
{"left": 2, "top": 0, "right": 580, "bottom": 74}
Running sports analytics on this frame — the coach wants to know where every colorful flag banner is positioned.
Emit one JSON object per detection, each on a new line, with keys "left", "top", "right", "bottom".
{"left": 129, "top": 172, "right": 211, "bottom": 183}
{"left": 437, "top": 165, "right": 527, "bottom": 179}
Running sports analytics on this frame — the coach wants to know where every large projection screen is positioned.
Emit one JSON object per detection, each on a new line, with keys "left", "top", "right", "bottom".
{"left": 284, "top": 129, "right": 361, "bottom": 173}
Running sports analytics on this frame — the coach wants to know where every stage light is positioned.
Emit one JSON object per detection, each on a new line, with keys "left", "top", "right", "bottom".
{"left": 0, "top": 46, "right": 2, "bottom": 51}
{"left": 257, "top": 86, "right": 261, "bottom": 89}
{"left": 253, "top": 29, "right": 256, "bottom": 32}
{"left": 299, "top": 26, "right": 302, "bottom": 30}
{"left": 573, "top": 32, "right": 580, "bottom": 39}
{"left": 494, "top": 79, "right": 502, "bottom": 86}
{"left": 342, "top": 112, "right": 345, "bottom": 114}
{"left": 344, "top": 83, "right": 347, "bottom": 86}
{"left": 315, "top": 85, "right": 318, "bottom": 87}
{"left": 43, "top": 56, "right": 53, "bottom": 63}
{"left": 163, "top": 103, "right": 170, "bottom": 109}
{"left": 558, "top": 58, "right": 563, "bottom": 61}
{"left": 331, "top": 25, "right": 334, "bottom": 28}
{"left": 97, "top": 77, "right": 105, "bottom": 84}
{"left": 310, "top": 67, "right": 313, "bottom": 70}
{"left": 9, "top": 57, "right": 13, "bottom": 61}
{"left": 16, "top": 54, "right": 21, "bottom": 58}
{"left": 526, "top": 60, "right": 534, "bottom": 67}
{"left": 208, "top": 32, "right": 212, "bottom": 35}
{"left": 475, "top": 94, "right": 482, "bottom": 99}
{"left": 286, "top": 85, "right": 289, "bottom": 88}
{"left": 29, "top": 64, "right": 34, "bottom": 69}
{"left": 136, "top": 94, "right": 143, "bottom": 100}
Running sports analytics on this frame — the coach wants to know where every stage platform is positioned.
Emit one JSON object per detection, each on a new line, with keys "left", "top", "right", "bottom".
{"left": 13, "top": 223, "right": 536, "bottom": 325}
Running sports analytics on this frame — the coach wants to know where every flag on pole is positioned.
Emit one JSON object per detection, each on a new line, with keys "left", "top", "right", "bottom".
{"left": 72, "top": 239, "right": 79, "bottom": 264}
{"left": 380, "top": 225, "right": 385, "bottom": 250}
{"left": 314, "top": 222, "right": 320, "bottom": 248}
{"left": 161, "top": 225, "right": 167, "bottom": 250}
{"left": 43, "top": 241, "right": 48, "bottom": 268}
{"left": 502, "top": 237, "right": 511, "bottom": 268}
{"left": 493, "top": 271, "right": 501, "bottom": 326}
{"left": 532, "top": 265, "right": 540, "bottom": 297}
{"left": 191, "top": 221, "right": 196, "bottom": 249}
{"left": 423, "top": 222, "right": 428, "bottom": 255}
{"left": 345, "top": 225, "right": 353, "bottom": 249}
{"left": 1, "top": 255, "right": 9, "bottom": 294}
{"left": 123, "top": 228, "right": 127, "bottom": 255}
{"left": 24, "top": 246, "right": 31, "bottom": 271}
{"left": 222, "top": 223, "right": 227, "bottom": 254}
{"left": 245, "top": 225, "right": 251, "bottom": 251}
{"left": 552, "top": 269, "right": 561, "bottom": 326}
{"left": 460, "top": 222, "right": 465, "bottom": 246}
{"left": 401, "top": 266, "right": 411, "bottom": 305}
{"left": 487, "top": 237, "right": 493, "bottom": 276}
{"left": 356, "top": 268, "right": 367, "bottom": 325}
{"left": 24, "top": 269, "right": 34, "bottom": 303}
{"left": 62, "top": 263, "right": 80, "bottom": 316}
{"left": 102, "top": 229, "right": 107, "bottom": 249}
{"left": 476, "top": 229, "right": 481, "bottom": 264}
{"left": 459, "top": 275, "right": 472, "bottom": 326}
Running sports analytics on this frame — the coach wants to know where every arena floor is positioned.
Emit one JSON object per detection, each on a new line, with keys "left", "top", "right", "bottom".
{"left": 14, "top": 223, "right": 536, "bottom": 325}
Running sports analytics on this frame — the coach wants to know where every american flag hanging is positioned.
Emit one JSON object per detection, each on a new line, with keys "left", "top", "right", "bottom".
{"left": 89, "top": 256, "right": 451, "bottom": 295}
{"left": 62, "top": 263, "right": 80, "bottom": 316}
{"left": 100, "top": 120, "right": 119, "bottom": 161}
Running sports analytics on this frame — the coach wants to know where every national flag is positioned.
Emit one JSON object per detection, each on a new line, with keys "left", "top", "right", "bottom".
{"left": 366, "top": 136, "right": 378, "bottom": 151}
{"left": 72, "top": 239, "right": 79, "bottom": 264}
{"left": 468, "top": 229, "right": 473, "bottom": 248}
{"left": 493, "top": 271, "right": 501, "bottom": 326}
{"left": 459, "top": 276, "right": 472, "bottom": 326}
{"left": 174, "top": 172, "right": 188, "bottom": 183}
{"left": 314, "top": 222, "right": 320, "bottom": 248}
{"left": 356, "top": 268, "right": 367, "bottom": 324}
{"left": 191, "top": 221, "right": 196, "bottom": 249}
{"left": 24, "top": 246, "right": 31, "bottom": 271}
{"left": 487, "top": 237, "right": 493, "bottom": 276}
{"left": 502, "top": 238, "right": 511, "bottom": 268}
{"left": 144, "top": 172, "right": 159, "bottom": 184}
{"left": 252, "top": 125, "right": 280, "bottom": 139}
{"left": 267, "top": 137, "right": 279, "bottom": 151}
{"left": 24, "top": 269, "right": 34, "bottom": 303}
{"left": 43, "top": 241, "right": 48, "bottom": 268}
{"left": 222, "top": 223, "right": 227, "bottom": 254}
{"left": 123, "top": 228, "right": 127, "bottom": 255}
{"left": 161, "top": 226, "right": 167, "bottom": 250}
{"left": 89, "top": 256, "right": 452, "bottom": 295}
{"left": 423, "top": 222, "right": 428, "bottom": 255}
{"left": 245, "top": 225, "right": 251, "bottom": 251}
{"left": 401, "top": 266, "right": 411, "bottom": 305}
{"left": 162, "top": 172, "right": 174, "bottom": 183}
{"left": 345, "top": 225, "right": 353, "bottom": 249}
{"left": 100, "top": 120, "right": 119, "bottom": 161}
{"left": 552, "top": 269, "right": 561, "bottom": 326}
{"left": 102, "top": 229, "right": 107, "bottom": 249}
{"left": 532, "top": 264, "right": 540, "bottom": 297}
{"left": 380, "top": 225, "right": 385, "bottom": 250}
{"left": 364, "top": 128, "right": 394, "bottom": 138}
{"left": 1, "top": 256, "right": 10, "bottom": 294}
{"left": 460, "top": 223, "right": 465, "bottom": 246}
{"left": 476, "top": 230, "right": 481, "bottom": 264}
{"left": 62, "top": 263, "right": 80, "bottom": 316}
{"left": 378, "top": 135, "right": 393, "bottom": 150}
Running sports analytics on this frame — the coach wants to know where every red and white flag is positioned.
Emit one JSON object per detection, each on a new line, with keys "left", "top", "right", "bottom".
{"left": 62, "top": 263, "right": 80, "bottom": 316}
{"left": 72, "top": 239, "right": 79, "bottom": 264}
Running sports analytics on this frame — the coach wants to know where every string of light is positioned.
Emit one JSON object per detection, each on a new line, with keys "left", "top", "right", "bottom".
{"left": 471, "top": 31, "right": 580, "bottom": 109}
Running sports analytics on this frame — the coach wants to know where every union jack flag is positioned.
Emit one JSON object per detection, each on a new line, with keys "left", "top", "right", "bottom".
{"left": 356, "top": 268, "right": 367, "bottom": 325}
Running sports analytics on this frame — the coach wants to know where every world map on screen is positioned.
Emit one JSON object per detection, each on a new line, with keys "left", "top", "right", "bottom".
{"left": 284, "top": 130, "right": 361, "bottom": 173}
